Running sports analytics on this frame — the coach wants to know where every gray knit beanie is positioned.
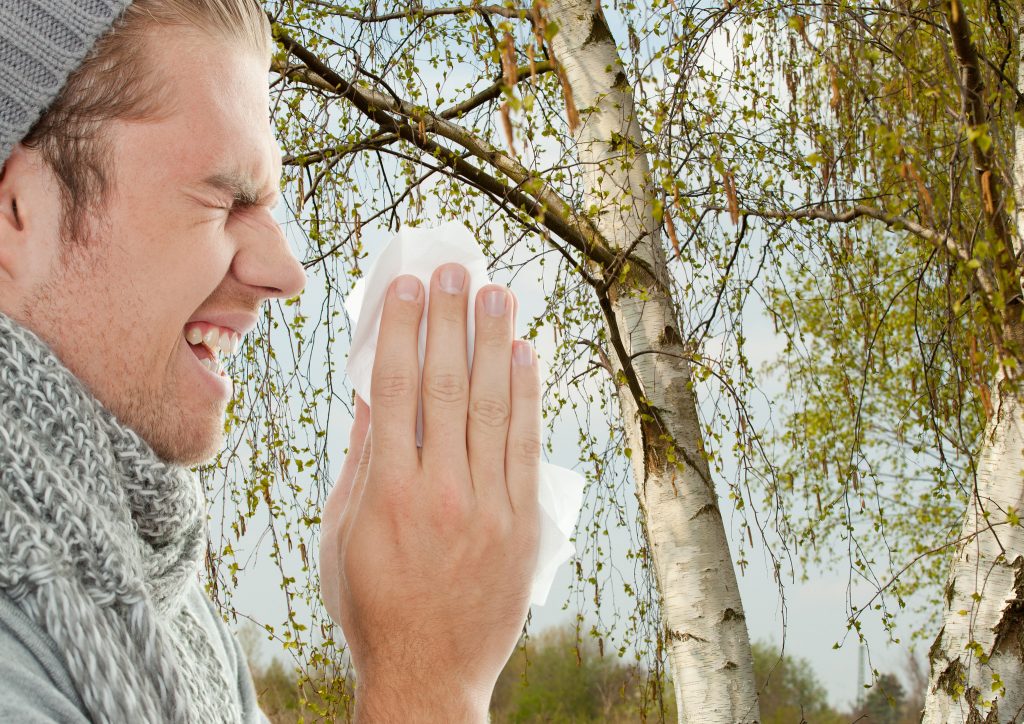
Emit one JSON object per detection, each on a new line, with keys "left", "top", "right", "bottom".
{"left": 0, "top": 0, "right": 133, "bottom": 167}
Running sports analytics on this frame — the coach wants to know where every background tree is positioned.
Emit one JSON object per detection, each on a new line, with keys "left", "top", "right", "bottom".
{"left": 248, "top": 625, "right": 863, "bottom": 723}
{"left": 490, "top": 624, "right": 655, "bottom": 722}
{"left": 724, "top": 0, "right": 1024, "bottom": 716}
{"left": 750, "top": 641, "right": 845, "bottom": 724}
{"left": 851, "top": 673, "right": 907, "bottom": 724}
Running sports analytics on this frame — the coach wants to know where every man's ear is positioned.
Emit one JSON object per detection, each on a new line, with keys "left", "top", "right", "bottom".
{"left": 0, "top": 145, "right": 36, "bottom": 283}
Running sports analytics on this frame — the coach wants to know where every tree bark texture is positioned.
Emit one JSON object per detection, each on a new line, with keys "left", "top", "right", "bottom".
{"left": 921, "top": 25, "right": 1024, "bottom": 720}
{"left": 921, "top": 374, "right": 1024, "bottom": 722}
{"left": 542, "top": 2, "right": 760, "bottom": 721}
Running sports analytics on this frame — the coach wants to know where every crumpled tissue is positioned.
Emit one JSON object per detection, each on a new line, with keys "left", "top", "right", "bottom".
{"left": 346, "top": 223, "right": 585, "bottom": 606}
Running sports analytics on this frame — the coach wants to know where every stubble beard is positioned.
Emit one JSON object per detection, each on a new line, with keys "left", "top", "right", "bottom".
{"left": 117, "top": 374, "right": 226, "bottom": 466}
{"left": 20, "top": 244, "right": 225, "bottom": 467}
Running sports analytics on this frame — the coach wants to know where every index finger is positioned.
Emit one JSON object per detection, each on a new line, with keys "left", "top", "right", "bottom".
{"left": 370, "top": 275, "right": 424, "bottom": 476}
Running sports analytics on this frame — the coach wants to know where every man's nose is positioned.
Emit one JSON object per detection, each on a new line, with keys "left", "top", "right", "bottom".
{"left": 231, "top": 215, "right": 307, "bottom": 300}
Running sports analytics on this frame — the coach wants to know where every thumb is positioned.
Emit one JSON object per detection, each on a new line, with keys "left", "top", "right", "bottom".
{"left": 321, "top": 396, "right": 371, "bottom": 555}
{"left": 319, "top": 396, "right": 371, "bottom": 622}
{"left": 330, "top": 395, "right": 371, "bottom": 514}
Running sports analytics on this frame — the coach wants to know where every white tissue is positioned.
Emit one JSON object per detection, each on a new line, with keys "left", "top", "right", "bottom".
{"left": 345, "top": 223, "right": 585, "bottom": 606}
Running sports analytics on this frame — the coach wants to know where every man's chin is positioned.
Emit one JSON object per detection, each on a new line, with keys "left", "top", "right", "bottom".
{"left": 125, "top": 407, "right": 226, "bottom": 466}
{"left": 175, "top": 443, "right": 222, "bottom": 467}
{"left": 153, "top": 434, "right": 224, "bottom": 466}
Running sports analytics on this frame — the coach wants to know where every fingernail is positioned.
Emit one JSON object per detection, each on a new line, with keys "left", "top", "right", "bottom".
{"left": 395, "top": 275, "right": 420, "bottom": 302}
{"left": 439, "top": 265, "right": 465, "bottom": 294}
{"left": 513, "top": 340, "right": 534, "bottom": 366}
{"left": 484, "top": 289, "right": 507, "bottom": 317}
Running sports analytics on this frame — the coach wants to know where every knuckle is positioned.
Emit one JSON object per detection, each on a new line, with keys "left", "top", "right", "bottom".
{"left": 513, "top": 432, "right": 543, "bottom": 462}
{"left": 477, "top": 508, "right": 512, "bottom": 539}
{"left": 470, "top": 397, "right": 511, "bottom": 428}
{"left": 432, "top": 483, "right": 473, "bottom": 528}
{"left": 372, "top": 365, "right": 416, "bottom": 403}
{"left": 476, "top": 322, "right": 509, "bottom": 349}
{"left": 424, "top": 373, "right": 468, "bottom": 406}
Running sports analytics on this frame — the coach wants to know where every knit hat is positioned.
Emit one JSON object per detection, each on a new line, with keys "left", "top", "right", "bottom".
{"left": 0, "top": 0, "right": 133, "bottom": 167}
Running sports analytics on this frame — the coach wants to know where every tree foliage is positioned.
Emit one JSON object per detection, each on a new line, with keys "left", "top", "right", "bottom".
{"left": 250, "top": 626, "right": 925, "bottom": 723}
{"left": 747, "top": 0, "right": 1021, "bottom": 653}
{"left": 491, "top": 624, "right": 667, "bottom": 722}
{"left": 750, "top": 641, "right": 845, "bottom": 724}
{"left": 192, "top": 0, "right": 1024, "bottom": 716}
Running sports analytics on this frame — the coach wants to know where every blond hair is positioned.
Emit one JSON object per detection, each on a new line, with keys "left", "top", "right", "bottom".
{"left": 22, "top": 0, "right": 271, "bottom": 244}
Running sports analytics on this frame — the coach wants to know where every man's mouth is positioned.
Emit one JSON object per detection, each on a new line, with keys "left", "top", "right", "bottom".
{"left": 183, "top": 322, "right": 242, "bottom": 377}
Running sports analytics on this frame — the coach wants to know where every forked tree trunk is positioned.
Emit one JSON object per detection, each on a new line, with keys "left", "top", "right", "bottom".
{"left": 542, "top": 2, "right": 760, "bottom": 720}
{"left": 920, "top": 24, "right": 1024, "bottom": 722}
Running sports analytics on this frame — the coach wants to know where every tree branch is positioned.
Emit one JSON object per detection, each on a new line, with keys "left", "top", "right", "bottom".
{"left": 944, "top": 0, "right": 1014, "bottom": 273}
{"left": 733, "top": 202, "right": 1004, "bottom": 296}
{"left": 270, "top": 22, "right": 619, "bottom": 270}
{"left": 281, "top": 133, "right": 400, "bottom": 167}
{"left": 304, "top": 2, "right": 531, "bottom": 23}
{"left": 736, "top": 203, "right": 967, "bottom": 259}
{"left": 440, "top": 61, "right": 554, "bottom": 119}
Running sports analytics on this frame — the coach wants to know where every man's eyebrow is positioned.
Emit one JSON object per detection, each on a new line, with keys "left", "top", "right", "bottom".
{"left": 201, "top": 172, "right": 278, "bottom": 207}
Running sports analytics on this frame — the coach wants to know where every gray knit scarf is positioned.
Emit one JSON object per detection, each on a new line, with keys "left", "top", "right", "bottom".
{"left": 0, "top": 312, "right": 241, "bottom": 723}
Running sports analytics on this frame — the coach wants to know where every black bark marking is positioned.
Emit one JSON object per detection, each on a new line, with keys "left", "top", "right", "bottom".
{"left": 585, "top": 12, "right": 614, "bottom": 47}
{"left": 660, "top": 324, "right": 682, "bottom": 348}
{"left": 934, "top": 658, "right": 966, "bottom": 696}
{"left": 928, "top": 625, "right": 945, "bottom": 667}
{"left": 992, "top": 557, "right": 1024, "bottom": 661}
{"left": 691, "top": 502, "right": 722, "bottom": 521}
{"left": 666, "top": 628, "right": 708, "bottom": 644}
{"left": 723, "top": 608, "right": 745, "bottom": 622}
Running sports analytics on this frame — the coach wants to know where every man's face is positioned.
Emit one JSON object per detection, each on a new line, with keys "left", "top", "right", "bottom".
{"left": 9, "top": 25, "right": 306, "bottom": 465}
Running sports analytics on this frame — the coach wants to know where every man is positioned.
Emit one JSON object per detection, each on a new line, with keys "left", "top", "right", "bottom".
{"left": 0, "top": 1, "right": 541, "bottom": 721}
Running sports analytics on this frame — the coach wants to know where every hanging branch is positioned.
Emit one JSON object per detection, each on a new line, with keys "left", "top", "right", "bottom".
{"left": 944, "top": 0, "right": 1015, "bottom": 282}
{"left": 270, "top": 22, "right": 619, "bottom": 271}
{"left": 728, "top": 203, "right": 1003, "bottom": 319}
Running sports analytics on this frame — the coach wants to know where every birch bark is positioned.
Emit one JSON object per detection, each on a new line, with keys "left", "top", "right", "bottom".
{"left": 921, "top": 374, "right": 1024, "bottom": 722}
{"left": 542, "top": 2, "right": 760, "bottom": 720}
{"left": 920, "top": 24, "right": 1024, "bottom": 722}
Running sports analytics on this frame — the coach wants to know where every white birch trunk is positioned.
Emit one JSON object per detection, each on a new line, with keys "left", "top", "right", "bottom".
{"left": 543, "top": 2, "right": 760, "bottom": 720}
{"left": 921, "top": 383, "right": 1024, "bottom": 722}
{"left": 920, "top": 27, "right": 1024, "bottom": 723}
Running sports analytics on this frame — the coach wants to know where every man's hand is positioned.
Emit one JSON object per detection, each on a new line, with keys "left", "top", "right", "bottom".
{"left": 319, "top": 264, "right": 541, "bottom": 721}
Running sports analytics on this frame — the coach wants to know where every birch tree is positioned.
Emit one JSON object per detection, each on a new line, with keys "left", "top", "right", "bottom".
{"left": 229, "top": 0, "right": 767, "bottom": 719}
{"left": 920, "top": 9, "right": 1024, "bottom": 712}
{"left": 728, "top": 0, "right": 1024, "bottom": 717}
{"left": 541, "top": 3, "right": 759, "bottom": 718}
{"left": 215, "top": 0, "right": 1024, "bottom": 718}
